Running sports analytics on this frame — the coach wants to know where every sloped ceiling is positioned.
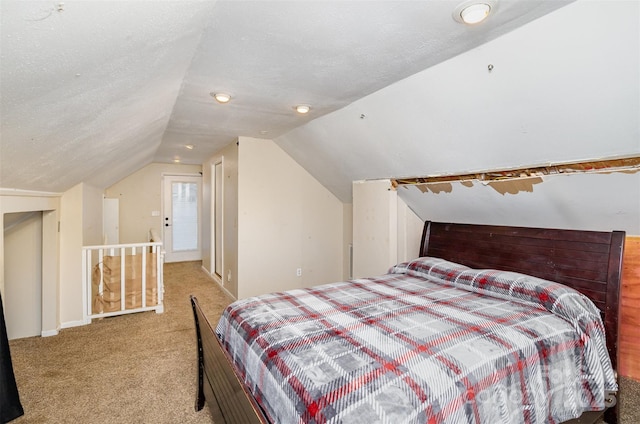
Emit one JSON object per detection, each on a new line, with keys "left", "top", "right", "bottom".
{"left": 0, "top": 0, "right": 577, "bottom": 194}
{"left": 275, "top": 0, "right": 640, "bottom": 206}
{"left": 1, "top": 1, "right": 217, "bottom": 192}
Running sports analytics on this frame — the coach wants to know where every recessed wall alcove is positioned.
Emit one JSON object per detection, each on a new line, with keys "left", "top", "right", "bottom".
{"left": 0, "top": 193, "right": 60, "bottom": 339}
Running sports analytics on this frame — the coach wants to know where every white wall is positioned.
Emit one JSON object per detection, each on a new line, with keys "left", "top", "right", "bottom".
{"left": 55, "top": 182, "right": 104, "bottom": 327}
{"left": 342, "top": 202, "right": 353, "bottom": 279}
{"left": 59, "top": 183, "right": 84, "bottom": 327}
{"left": 83, "top": 184, "right": 103, "bottom": 246}
{"left": 105, "top": 162, "right": 202, "bottom": 244}
{"left": 275, "top": 1, "right": 639, "bottom": 234}
{"left": 396, "top": 196, "right": 424, "bottom": 264}
{"left": 202, "top": 138, "right": 345, "bottom": 299}
{"left": 237, "top": 137, "right": 344, "bottom": 299}
{"left": 352, "top": 179, "right": 398, "bottom": 278}
{"left": 4, "top": 212, "right": 42, "bottom": 339}
{"left": 352, "top": 179, "right": 423, "bottom": 278}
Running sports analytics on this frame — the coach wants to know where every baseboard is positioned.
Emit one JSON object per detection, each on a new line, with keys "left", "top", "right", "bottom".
{"left": 41, "top": 328, "right": 59, "bottom": 337}
{"left": 202, "top": 265, "right": 236, "bottom": 301}
{"left": 201, "top": 264, "right": 218, "bottom": 282}
{"left": 60, "top": 319, "right": 87, "bottom": 330}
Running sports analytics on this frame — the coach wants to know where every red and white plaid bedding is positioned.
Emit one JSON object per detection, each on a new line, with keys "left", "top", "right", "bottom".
{"left": 216, "top": 257, "right": 616, "bottom": 424}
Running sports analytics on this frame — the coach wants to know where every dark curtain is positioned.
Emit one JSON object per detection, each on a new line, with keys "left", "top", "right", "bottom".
{"left": 0, "top": 290, "right": 24, "bottom": 423}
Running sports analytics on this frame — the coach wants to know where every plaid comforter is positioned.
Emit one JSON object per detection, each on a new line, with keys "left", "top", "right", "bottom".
{"left": 216, "top": 257, "right": 616, "bottom": 424}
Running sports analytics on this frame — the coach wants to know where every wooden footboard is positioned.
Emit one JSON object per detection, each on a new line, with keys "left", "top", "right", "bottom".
{"left": 190, "top": 295, "right": 268, "bottom": 424}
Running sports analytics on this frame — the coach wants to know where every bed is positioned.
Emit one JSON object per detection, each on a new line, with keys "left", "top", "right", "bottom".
{"left": 191, "top": 221, "right": 625, "bottom": 424}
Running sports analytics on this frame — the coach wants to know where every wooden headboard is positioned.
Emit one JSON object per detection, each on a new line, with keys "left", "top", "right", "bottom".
{"left": 419, "top": 221, "right": 626, "bottom": 372}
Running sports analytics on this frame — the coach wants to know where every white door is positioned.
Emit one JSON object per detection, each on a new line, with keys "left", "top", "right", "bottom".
{"left": 103, "top": 198, "right": 119, "bottom": 244}
{"left": 163, "top": 175, "right": 202, "bottom": 263}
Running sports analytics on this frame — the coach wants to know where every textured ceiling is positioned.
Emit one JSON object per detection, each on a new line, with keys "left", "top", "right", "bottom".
{"left": 1, "top": 0, "right": 574, "bottom": 194}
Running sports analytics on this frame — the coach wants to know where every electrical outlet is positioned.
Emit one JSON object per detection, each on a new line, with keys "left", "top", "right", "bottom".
{"left": 227, "top": 270, "right": 232, "bottom": 282}
{"left": 296, "top": 268, "right": 302, "bottom": 277}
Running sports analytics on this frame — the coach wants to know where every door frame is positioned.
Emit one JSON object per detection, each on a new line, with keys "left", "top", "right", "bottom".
{"left": 162, "top": 173, "right": 202, "bottom": 263}
{"left": 211, "top": 160, "right": 224, "bottom": 280}
{"left": 1, "top": 201, "right": 59, "bottom": 338}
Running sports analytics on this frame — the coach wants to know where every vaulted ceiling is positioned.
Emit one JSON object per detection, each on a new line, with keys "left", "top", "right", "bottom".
{"left": 1, "top": 0, "right": 578, "bottom": 196}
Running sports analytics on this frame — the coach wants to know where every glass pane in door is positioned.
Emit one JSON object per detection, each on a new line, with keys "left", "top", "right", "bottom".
{"left": 172, "top": 182, "right": 198, "bottom": 251}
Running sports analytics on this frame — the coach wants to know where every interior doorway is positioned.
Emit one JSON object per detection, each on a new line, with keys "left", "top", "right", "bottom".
{"left": 3, "top": 211, "right": 43, "bottom": 340}
{"left": 162, "top": 174, "right": 202, "bottom": 263}
{"left": 103, "top": 197, "right": 119, "bottom": 245}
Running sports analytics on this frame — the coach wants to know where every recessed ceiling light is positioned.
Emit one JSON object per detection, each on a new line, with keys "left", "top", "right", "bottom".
{"left": 461, "top": 4, "right": 490, "bottom": 23}
{"left": 210, "top": 92, "right": 231, "bottom": 103}
{"left": 453, "top": 1, "right": 495, "bottom": 24}
{"left": 294, "top": 105, "right": 311, "bottom": 114}
{"left": 173, "top": 158, "right": 181, "bottom": 163}
{"left": 185, "top": 144, "right": 194, "bottom": 150}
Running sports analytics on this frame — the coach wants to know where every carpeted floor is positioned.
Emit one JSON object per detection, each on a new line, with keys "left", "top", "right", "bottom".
{"left": 9, "top": 261, "right": 223, "bottom": 424}
{"left": 7, "top": 261, "right": 640, "bottom": 423}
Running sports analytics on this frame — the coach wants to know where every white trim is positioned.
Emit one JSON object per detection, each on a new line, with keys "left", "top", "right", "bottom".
{"left": 211, "top": 159, "right": 224, "bottom": 280}
{"left": 201, "top": 263, "right": 209, "bottom": 275}
{"left": 204, "top": 266, "right": 236, "bottom": 301}
{"left": 84, "top": 241, "right": 162, "bottom": 249}
{"left": 41, "top": 328, "right": 60, "bottom": 337}
{"left": 82, "top": 242, "right": 164, "bottom": 323}
{"left": 162, "top": 175, "right": 202, "bottom": 263}
{"left": 82, "top": 245, "right": 88, "bottom": 325}
{"left": 88, "top": 307, "right": 161, "bottom": 320}
{"left": 60, "top": 319, "right": 88, "bottom": 329}
{"left": 160, "top": 172, "right": 202, "bottom": 177}
{"left": 0, "top": 188, "right": 62, "bottom": 197}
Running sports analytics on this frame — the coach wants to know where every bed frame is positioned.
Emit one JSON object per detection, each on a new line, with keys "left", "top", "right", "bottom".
{"left": 191, "top": 221, "right": 625, "bottom": 424}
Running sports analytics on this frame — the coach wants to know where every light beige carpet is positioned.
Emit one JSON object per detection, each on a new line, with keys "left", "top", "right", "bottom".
{"left": 9, "top": 261, "right": 225, "bottom": 424}
{"left": 7, "top": 261, "right": 640, "bottom": 423}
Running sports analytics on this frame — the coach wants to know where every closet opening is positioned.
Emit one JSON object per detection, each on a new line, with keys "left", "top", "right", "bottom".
{"left": 2, "top": 209, "right": 58, "bottom": 340}
{"left": 3, "top": 211, "right": 43, "bottom": 340}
